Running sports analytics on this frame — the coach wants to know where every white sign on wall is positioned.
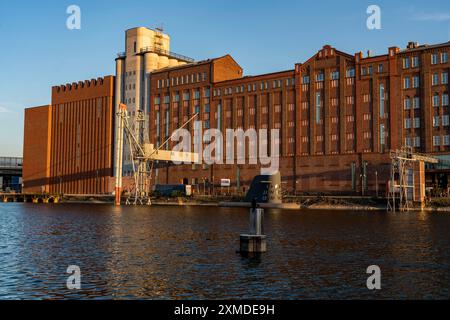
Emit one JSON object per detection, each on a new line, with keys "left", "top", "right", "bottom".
{"left": 220, "top": 179, "right": 231, "bottom": 187}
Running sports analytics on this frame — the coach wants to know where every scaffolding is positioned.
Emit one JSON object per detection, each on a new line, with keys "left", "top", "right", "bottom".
{"left": 387, "top": 146, "right": 438, "bottom": 212}
{"left": 114, "top": 104, "right": 199, "bottom": 206}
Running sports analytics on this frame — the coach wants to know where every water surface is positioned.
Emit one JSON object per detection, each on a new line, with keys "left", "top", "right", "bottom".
{"left": 0, "top": 203, "right": 449, "bottom": 299}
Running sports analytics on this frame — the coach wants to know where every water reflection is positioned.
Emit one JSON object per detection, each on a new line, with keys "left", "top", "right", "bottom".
{"left": 0, "top": 203, "right": 449, "bottom": 299}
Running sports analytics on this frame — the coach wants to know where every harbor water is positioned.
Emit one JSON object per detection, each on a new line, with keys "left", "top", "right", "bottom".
{"left": 0, "top": 203, "right": 449, "bottom": 299}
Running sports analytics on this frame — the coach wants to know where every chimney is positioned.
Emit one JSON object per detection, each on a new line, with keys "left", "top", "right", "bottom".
{"left": 407, "top": 41, "right": 419, "bottom": 49}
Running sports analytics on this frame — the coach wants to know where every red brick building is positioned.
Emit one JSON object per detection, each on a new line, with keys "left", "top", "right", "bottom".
{"left": 23, "top": 41, "right": 450, "bottom": 197}
{"left": 150, "top": 42, "right": 450, "bottom": 196}
{"left": 23, "top": 76, "right": 115, "bottom": 194}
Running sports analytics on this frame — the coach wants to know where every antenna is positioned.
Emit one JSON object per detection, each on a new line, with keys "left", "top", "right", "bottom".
{"left": 155, "top": 22, "right": 164, "bottom": 33}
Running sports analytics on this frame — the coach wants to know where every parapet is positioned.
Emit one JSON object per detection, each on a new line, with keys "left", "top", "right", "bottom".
{"left": 51, "top": 76, "right": 114, "bottom": 104}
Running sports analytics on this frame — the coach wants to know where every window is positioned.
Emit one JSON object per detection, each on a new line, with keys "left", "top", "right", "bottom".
{"left": 302, "top": 75, "right": 310, "bottom": 84}
{"left": 331, "top": 71, "right": 340, "bottom": 80}
{"left": 368, "top": 66, "right": 373, "bottom": 75}
{"left": 413, "top": 75, "right": 420, "bottom": 88}
{"left": 204, "top": 88, "right": 210, "bottom": 98}
{"left": 404, "top": 77, "right": 410, "bottom": 89}
{"left": 315, "top": 92, "right": 321, "bottom": 124}
{"left": 404, "top": 97, "right": 411, "bottom": 110}
{"left": 433, "top": 116, "right": 440, "bottom": 127}
{"left": 173, "top": 93, "right": 180, "bottom": 102}
{"left": 154, "top": 96, "right": 160, "bottom": 105}
{"left": 442, "top": 72, "right": 448, "bottom": 85}
{"left": 316, "top": 73, "right": 324, "bottom": 82}
{"left": 414, "top": 136, "right": 421, "bottom": 147}
{"left": 445, "top": 135, "right": 450, "bottom": 146}
{"left": 194, "top": 90, "right": 200, "bottom": 99}
{"left": 432, "top": 73, "right": 439, "bottom": 86}
{"left": 433, "top": 136, "right": 441, "bottom": 146}
{"left": 165, "top": 109, "right": 170, "bottom": 139}
{"left": 433, "top": 94, "right": 440, "bottom": 107}
{"left": 156, "top": 111, "right": 160, "bottom": 137}
{"left": 404, "top": 118, "right": 411, "bottom": 129}
{"left": 413, "top": 117, "right": 421, "bottom": 128}
{"left": 403, "top": 58, "right": 410, "bottom": 69}
{"left": 412, "top": 56, "right": 419, "bottom": 68}
{"left": 431, "top": 53, "right": 439, "bottom": 65}
{"left": 202, "top": 72, "right": 207, "bottom": 81}
{"left": 346, "top": 68, "right": 355, "bottom": 78}
{"left": 380, "top": 84, "right": 385, "bottom": 116}
{"left": 194, "top": 105, "right": 200, "bottom": 114}
{"left": 442, "top": 52, "right": 448, "bottom": 63}
{"left": 405, "top": 137, "right": 412, "bottom": 147}
{"left": 413, "top": 97, "right": 420, "bottom": 109}
{"left": 164, "top": 95, "right": 170, "bottom": 104}
{"left": 443, "top": 94, "right": 449, "bottom": 106}
{"left": 378, "top": 64, "right": 383, "bottom": 73}
{"left": 443, "top": 115, "right": 449, "bottom": 126}
{"left": 380, "top": 124, "right": 386, "bottom": 149}
{"left": 183, "top": 92, "right": 190, "bottom": 101}
{"left": 204, "top": 104, "right": 210, "bottom": 113}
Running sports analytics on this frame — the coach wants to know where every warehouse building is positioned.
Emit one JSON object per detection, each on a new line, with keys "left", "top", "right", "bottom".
{"left": 23, "top": 26, "right": 450, "bottom": 198}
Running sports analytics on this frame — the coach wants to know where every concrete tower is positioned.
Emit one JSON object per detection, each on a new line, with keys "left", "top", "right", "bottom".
{"left": 115, "top": 27, "right": 194, "bottom": 175}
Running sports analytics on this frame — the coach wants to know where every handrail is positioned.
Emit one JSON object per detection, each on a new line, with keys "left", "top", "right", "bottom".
{"left": 140, "top": 46, "right": 194, "bottom": 63}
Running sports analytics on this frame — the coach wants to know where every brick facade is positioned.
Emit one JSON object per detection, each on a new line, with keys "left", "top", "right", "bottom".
{"left": 149, "top": 42, "right": 450, "bottom": 195}
{"left": 23, "top": 76, "right": 115, "bottom": 195}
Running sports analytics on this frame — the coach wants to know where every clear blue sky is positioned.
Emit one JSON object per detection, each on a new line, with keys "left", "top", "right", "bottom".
{"left": 0, "top": 0, "right": 449, "bottom": 157}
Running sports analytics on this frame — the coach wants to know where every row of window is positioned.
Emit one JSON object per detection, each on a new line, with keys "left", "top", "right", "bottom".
{"left": 431, "top": 52, "right": 449, "bottom": 65}
{"left": 432, "top": 93, "right": 449, "bottom": 107}
{"left": 432, "top": 72, "right": 449, "bottom": 86}
{"left": 404, "top": 94, "right": 449, "bottom": 108}
{"left": 154, "top": 88, "right": 211, "bottom": 104}
{"left": 403, "top": 52, "right": 448, "bottom": 69}
{"left": 404, "top": 118, "right": 421, "bottom": 129}
{"left": 405, "top": 136, "right": 421, "bottom": 147}
{"left": 433, "top": 135, "right": 450, "bottom": 146}
{"left": 214, "top": 78, "right": 295, "bottom": 96}
{"left": 433, "top": 115, "right": 450, "bottom": 127}
{"left": 403, "top": 56, "right": 421, "bottom": 69}
{"left": 156, "top": 72, "right": 208, "bottom": 89}
{"left": 403, "top": 75, "right": 420, "bottom": 89}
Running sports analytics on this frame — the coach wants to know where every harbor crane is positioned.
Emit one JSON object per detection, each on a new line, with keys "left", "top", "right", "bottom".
{"left": 387, "top": 146, "right": 438, "bottom": 212}
{"left": 114, "top": 104, "right": 199, "bottom": 206}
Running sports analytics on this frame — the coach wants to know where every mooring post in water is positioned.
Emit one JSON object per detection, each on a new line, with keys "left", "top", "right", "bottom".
{"left": 239, "top": 199, "right": 267, "bottom": 253}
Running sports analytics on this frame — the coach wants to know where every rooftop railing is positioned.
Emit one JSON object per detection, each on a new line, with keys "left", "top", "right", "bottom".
{"left": 140, "top": 46, "right": 194, "bottom": 63}
{"left": 117, "top": 47, "right": 194, "bottom": 63}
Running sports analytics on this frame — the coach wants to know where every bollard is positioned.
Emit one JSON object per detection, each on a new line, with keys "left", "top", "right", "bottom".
{"left": 240, "top": 208, "right": 267, "bottom": 254}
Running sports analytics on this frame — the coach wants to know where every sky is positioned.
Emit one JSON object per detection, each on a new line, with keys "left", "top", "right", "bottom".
{"left": 0, "top": 0, "right": 449, "bottom": 157}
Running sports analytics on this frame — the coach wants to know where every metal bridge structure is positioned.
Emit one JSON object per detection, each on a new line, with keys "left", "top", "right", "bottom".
{"left": 0, "top": 157, "right": 22, "bottom": 192}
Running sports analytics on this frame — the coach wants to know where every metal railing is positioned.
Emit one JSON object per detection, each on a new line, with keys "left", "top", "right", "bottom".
{"left": 117, "top": 47, "right": 194, "bottom": 63}
{"left": 140, "top": 46, "right": 194, "bottom": 63}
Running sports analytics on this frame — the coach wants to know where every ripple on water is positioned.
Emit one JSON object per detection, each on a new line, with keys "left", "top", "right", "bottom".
{"left": 0, "top": 203, "right": 449, "bottom": 299}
